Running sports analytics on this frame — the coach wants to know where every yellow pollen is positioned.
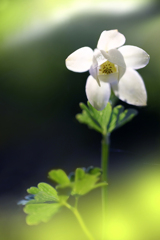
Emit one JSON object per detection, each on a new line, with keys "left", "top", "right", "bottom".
{"left": 99, "top": 61, "right": 117, "bottom": 75}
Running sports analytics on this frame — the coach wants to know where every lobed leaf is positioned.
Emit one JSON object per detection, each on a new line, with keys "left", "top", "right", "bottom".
{"left": 72, "top": 174, "right": 98, "bottom": 196}
{"left": 77, "top": 102, "right": 137, "bottom": 134}
{"left": 87, "top": 102, "right": 112, "bottom": 134}
{"left": 86, "top": 166, "right": 102, "bottom": 175}
{"left": 108, "top": 106, "right": 138, "bottom": 133}
{"left": 118, "top": 109, "right": 138, "bottom": 128}
{"left": 48, "top": 169, "right": 70, "bottom": 185}
{"left": 27, "top": 187, "right": 40, "bottom": 194}
{"left": 26, "top": 183, "right": 59, "bottom": 204}
{"left": 75, "top": 168, "right": 85, "bottom": 181}
{"left": 92, "top": 182, "right": 108, "bottom": 189}
{"left": 76, "top": 110, "right": 102, "bottom": 133}
{"left": 76, "top": 102, "right": 112, "bottom": 135}
{"left": 107, "top": 105, "right": 124, "bottom": 132}
{"left": 24, "top": 203, "right": 61, "bottom": 225}
{"left": 22, "top": 166, "right": 108, "bottom": 226}
{"left": 48, "top": 167, "right": 106, "bottom": 197}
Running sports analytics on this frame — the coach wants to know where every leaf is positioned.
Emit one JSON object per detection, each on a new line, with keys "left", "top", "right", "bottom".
{"left": 56, "top": 185, "right": 73, "bottom": 196}
{"left": 27, "top": 187, "right": 40, "bottom": 194}
{"left": 26, "top": 183, "right": 59, "bottom": 204}
{"left": 47, "top": 167, "right": 107, "bottom": 197}
{"left": 86, "top": 166, "right": 102, "bottom": 175}
{"left": 77, "top": 102, "right": 137, "bottom": 134}
{"left": 23, "top": 183, "right": 64, "bottom": 225}
{"left": 38, "top": 183, "right": 58, "bottom": 197}
{"left": 79, "top": 103, "right": 92, "bottom": 117}
{"left": 76, "top": 110, "right": 102, "bottom": 133}
{"left": 76, "top": 102, "right": 112, "bottom": 135}
{"left": 107, "top": 105, "right": 124, "bottom": 132}
{"left": 92, "top": 182, "right": 108, "bottom": 189}
{"left": 72, "top": 174, "right": 97, "bottom": 196}
{"left": 118, "top": 109, "right": 138, "bottom": 128}
{"left": 72, "top": 172, "right": 102, "bottom": 196}
{"left": 49, "top": 170, "right": 74, "bottom": 201}
{"left": 108, "top": 106, "right": 138, "bottom": 133}
{"left": 75, "top": 168, "right": 85, "bottom": 181}
{"left": 48, "top": 169, "right": 70, "bottom": 185}
{"left": 24, "top": 203, "right": 61, "bottom": 225}
{"left": 87, "top": 102, "right": 112, "bottom": 134}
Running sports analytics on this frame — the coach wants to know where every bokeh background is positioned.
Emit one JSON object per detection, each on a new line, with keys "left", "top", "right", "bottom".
{"left": 0, "top": 0, "right": 160, "bottom": 239}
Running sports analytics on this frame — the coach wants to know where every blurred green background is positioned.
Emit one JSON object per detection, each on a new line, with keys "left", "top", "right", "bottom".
{"left": 0, "top": 0, "right": 160, "bottom": 239}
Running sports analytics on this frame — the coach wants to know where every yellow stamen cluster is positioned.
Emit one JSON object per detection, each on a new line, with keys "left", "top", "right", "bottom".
{"left": 99, "top": 61, "right": 117, "bottom": 75}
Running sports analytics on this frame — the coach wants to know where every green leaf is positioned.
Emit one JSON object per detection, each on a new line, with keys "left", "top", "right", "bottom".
{"left": 26, "top": 183, "right": 59, "bottom": 204}
{"left": 38, "top": 183, "right": 58, "bottom": 197}
{"left": 47, "top": 167, "right": 106, "bottom": 197}
{"left": 86, "top": 166, "right": 102, "bottom": 175}
{"left": 79, "top": 103, "right": 92, "bottom": 117}
{"left": 75, "top": 168, "right": 85, "bottom": 181}
{"left": 24, "top": 203, "right": 61, "bottom": 225}
{"left": 108, "top": 105, "right": 138, "bottom": 133}
{"left": 76, "top": 110, "right": 102, "bottom": 133}
{"left": 72, "top": 173, "right": 101, "bottom": 196}
{"left": 93, "top": 182, "right": 108, "bottom": 189}
{"left": 76, "top": 102, "right": 112, "bottom": 135}
{"left": 107, "top": 105, "right": 124, "bottom": 133}
{"left": 27, "top": 187, "right": 40, "bottom": 194}
{"left": 118, "top": 109, "right": 138, "bottom": 128}
{"left": 48, "top": 169, "right": 70, "bottom": 185}
{"left": 56, "top": 185, "right": 73, "bottom": 196}
{"left": 77, "top": 102, "right": 137, "bottom": 134}
{"left": 87, "top": 102, "right": 112, "bottom": 134}
{"left": 23, "top": 183, "right": 63, "bottom": 225}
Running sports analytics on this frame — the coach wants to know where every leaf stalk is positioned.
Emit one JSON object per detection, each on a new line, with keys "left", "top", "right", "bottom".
{"left": 64, "top": 202, "right": 95, "bottom": 240}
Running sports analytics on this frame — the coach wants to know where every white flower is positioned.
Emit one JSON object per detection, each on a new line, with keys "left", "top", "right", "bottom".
{"left": 65, "top": 29, "right": 150, "bottom": 111}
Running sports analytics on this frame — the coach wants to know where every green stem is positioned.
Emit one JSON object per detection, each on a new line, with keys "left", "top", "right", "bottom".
{"left": 64, "top": 202, "right": 95, "bottom": 240}
{"left": 75, "top": 196, "right": 79, "bottom": 209}
{"left": 101, "top": 134, "right": 109, "bottom": 240}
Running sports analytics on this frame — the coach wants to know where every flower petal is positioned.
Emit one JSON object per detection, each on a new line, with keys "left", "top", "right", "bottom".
{"left": 118, "top": 45, "right": 150, "bottom": 69}
{"left": 93, "top": 49, "right": 107, "bottom": 67}
{"left": 97, "top": 30, "right": 126, "bottom": 52}
{"left": 112, "top": 68, "right": 147, "bottom": 106}
{"left": 98, "top": 72, "right": 118, "bottom": 85}
{"left": 118, "top": 66, "right": 126, "bottom": 80}
{"left": 89, "top": 64, "right": 100, "bottom": 86}
{"left": 101, "top": 49, "right": 126, "bottom": 80}
{"left": 85, "top": 75, "right": 111, "bottom": 111}
{"left": 102, "top": 49, "right": 126, "bottom": 68}
{"left": 65, "top": 47, "right": 93, "bottom": 72}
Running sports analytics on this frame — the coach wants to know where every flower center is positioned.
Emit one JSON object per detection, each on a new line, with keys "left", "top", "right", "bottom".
{"left": 99, "top": 61, "right": 117, "bottom": 75}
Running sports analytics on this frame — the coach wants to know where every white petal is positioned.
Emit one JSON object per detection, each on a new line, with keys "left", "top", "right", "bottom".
{"left": 85, "top": 75, "right": 111, "bottom": 111}
{"left": 102, "top": 49, "right": 126, "bottom": 68}
{"left": 112, "top": 68, "right": 147, "bottom": 106}
{"left": 118, "top": 45, "right": 150, "bottom": 69}
{"left": 89, "top": 64, "right": 100, "bottom": 86}
{"left": 65, "top": 47, "right": 93, "bottom": 72}
{"left": 101, "top": 49, "right": 126, "bottom": 80}
{"left": 97, "top": 30, "right": 126, "bottom": 52}
{"left": 93, "top": 49, "right": 107, "bottom": 67}
{"left": 98, "top": 72, "right": 118, "bottom": 85}
{"left": 118, "top": 66, "right": 126, "bottom": 80}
